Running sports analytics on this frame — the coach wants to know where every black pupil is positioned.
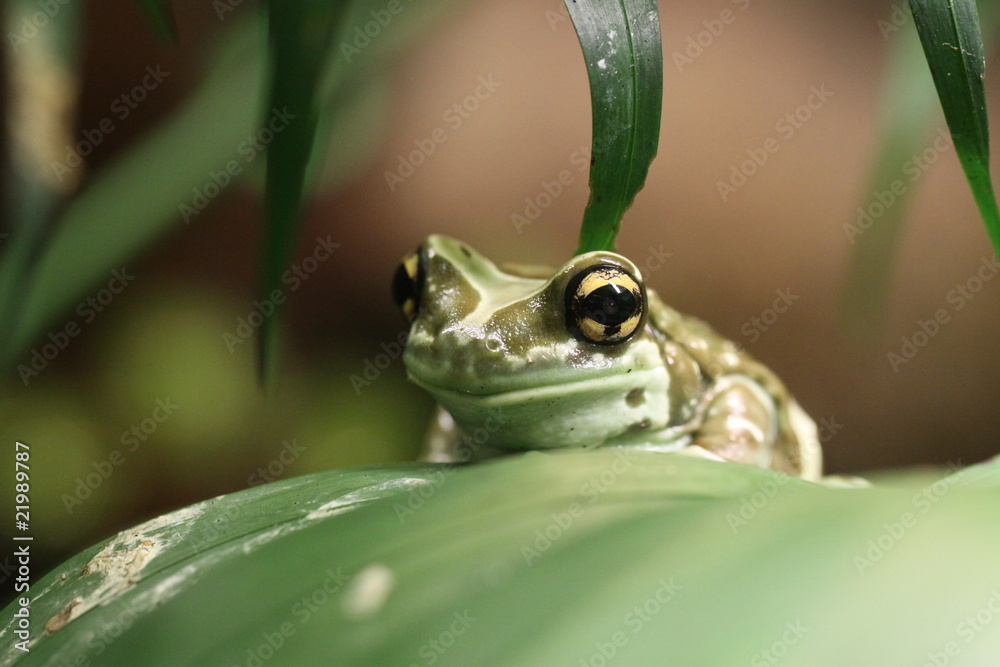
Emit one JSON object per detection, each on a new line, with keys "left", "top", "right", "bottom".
{"left": 392, "top": 262, "right": 417, "bottom": 310}
{"left": 581, "top": 284, "right": 635, "bottom": 326}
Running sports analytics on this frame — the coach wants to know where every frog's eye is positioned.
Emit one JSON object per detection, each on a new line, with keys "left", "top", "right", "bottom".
{"left": 565, "top": 265, "right": 644, "bottom": 345}
{"left": 392, "top": 250, "right": 425, "bottom": 322}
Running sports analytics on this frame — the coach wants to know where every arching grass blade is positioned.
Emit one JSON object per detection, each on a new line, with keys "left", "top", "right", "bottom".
{"left": 910, "top": 0, "right": 1000, "bottom": 254}
{"left": 565, "top": 0, "right": 663, "bottom": 254}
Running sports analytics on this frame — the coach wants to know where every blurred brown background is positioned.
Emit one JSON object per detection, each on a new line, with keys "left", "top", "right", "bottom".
{"left": 2, "top": 0, "right": 999, "bottom": 584}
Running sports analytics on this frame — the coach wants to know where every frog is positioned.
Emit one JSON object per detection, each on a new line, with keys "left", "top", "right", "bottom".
{"left": 392, "top": 235, "right": 822, "bottom": 481}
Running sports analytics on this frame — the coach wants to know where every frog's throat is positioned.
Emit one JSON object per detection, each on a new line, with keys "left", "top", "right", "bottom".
{"left": 406, "top": 367, "right": 670, "bottom": 451}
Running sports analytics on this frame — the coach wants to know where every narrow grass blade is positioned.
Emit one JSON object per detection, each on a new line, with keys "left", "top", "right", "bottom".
{"left": 135, "top": 0, "right": 177, "bottom": 42}
{"left": 842, "top": 2, "right": 1000, "bottom": 333}
{"left": 841, "top": 28, "right": 940, "bottom": 332}
{"left": 565, "top": 0, "right": 663, "bottom": 254}
{"left": 910, "top": 0, "right": 1000, "bottom": 254}
{"left": 258, "top": 1, "right": 349, "bottom": 384}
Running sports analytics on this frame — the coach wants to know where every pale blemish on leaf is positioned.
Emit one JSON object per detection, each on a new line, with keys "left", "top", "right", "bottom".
{"left": 341, "top": 563, "right": 396, "bottom": 621}
{"left": 41, "top": 505, "right": 202, "bottom": 637}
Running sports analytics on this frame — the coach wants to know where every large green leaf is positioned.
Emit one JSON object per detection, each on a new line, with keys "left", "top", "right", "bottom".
{"left": 910, "top": 0, "right": 1000, "bottom": 254}
{"left": 4, "top": 450, "right": 1000, "bottom": 665}
{"left": 565, "top": 0, "right": 663, "bottom": 254}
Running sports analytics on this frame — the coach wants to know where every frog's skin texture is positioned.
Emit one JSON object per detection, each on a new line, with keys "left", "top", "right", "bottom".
{"left": 393, "top": 235, "right": 822, "bottom": 481}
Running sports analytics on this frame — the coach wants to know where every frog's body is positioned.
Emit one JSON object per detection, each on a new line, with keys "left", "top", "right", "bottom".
{"left": 393, "top": 235, "right": 821, "bottom": 481}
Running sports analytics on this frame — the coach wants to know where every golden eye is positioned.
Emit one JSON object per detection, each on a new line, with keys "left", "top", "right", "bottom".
{"left": 565, "top": 265, "right": 644, "bottom": 345}
{"left": 392, "top": 250, "right": 424, "bottom": 322}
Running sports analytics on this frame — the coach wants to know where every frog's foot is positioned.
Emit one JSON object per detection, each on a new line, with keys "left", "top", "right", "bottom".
{"left": 673, "top": 444, "right": 728, "bottom": 463}
{"left": 817, "top": 474, "right": 871, "bottom": 488}
{"left": 690, "top": 375, "right": 776, "bottom": 470}
{"left": 418, "top": 407, "right": 506, "bottom": 464}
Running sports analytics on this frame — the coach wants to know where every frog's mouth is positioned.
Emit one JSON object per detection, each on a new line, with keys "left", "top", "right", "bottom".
{"left": 406, "top": 366, "right": 665, "bottom": 400}
{"left": 406, "top": 367, "right": 670, "bottom": 450}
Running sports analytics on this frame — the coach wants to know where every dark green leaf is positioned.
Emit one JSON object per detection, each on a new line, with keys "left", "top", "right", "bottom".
{"left": 0, "top": 22, "right": 265, "bottom": 370}
{"left": 910, "top": 0, "right": 1000, "bottom": 254}
{"left": 0, "top": 4, "right": 455, "bottom": 373}
{"left": 5, "top": 450, "right": 1000, "bottom": 665}
{"left": 135, "top": 0, "right": 178, "bottom": 42}
{"left": 258, "top": 1, "right": 349, "bottom": 383}
{"left": 565, "top": 0, "right": 663, "bottom": 254}
{"left": 0, "top": 0, "right": 82, "bottom": 361}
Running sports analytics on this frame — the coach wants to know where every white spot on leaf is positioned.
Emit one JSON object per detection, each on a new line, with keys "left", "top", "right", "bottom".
{"left": 341, "top": 564, "right": 396, "bottom": 621}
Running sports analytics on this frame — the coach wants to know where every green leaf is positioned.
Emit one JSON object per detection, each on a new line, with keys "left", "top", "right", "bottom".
{"left": 0, "top": 0, "right": 82, "bottom": 360}
{"left": 565, "top": 0, "right": 663, "bottom": 254}
{"left": 842, "top": 1, "right": 1000, "bottom": 333}
{"left": 258, "top": 1, "right": 349, "bottom": 383}
{"left": 910, "top": 0, "right": 1000, "bottom": 255}
{"left": 841, "top": 26, "right": 940, "bottom": 331}
{"left": 0, "top": 21, "right": 265, "bottom": 370}
{"left": 5, "top": 450, "right": 1000, "bottom": 665}
{"left": 135, "top": 0, "right": 178, "bottom": 42}
{"left": 0, "top": 4, "right": 454, "bottom": 373}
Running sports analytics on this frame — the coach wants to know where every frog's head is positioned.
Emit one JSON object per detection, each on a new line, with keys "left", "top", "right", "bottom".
{"left": 392, "top": 235, "right": 669, "bottom": 452}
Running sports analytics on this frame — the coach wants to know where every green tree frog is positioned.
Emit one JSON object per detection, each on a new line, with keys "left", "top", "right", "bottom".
{"left": 393, "top": 235, "right": 822, "bottom": 481}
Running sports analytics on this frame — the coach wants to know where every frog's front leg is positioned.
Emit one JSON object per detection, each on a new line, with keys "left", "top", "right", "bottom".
{"left": 418, "top": 407, "right": 506, "bottom": 464}
{"left": 688, "top": 375, "right": 778, "bottom": 470}
{"left": 686, "top": 375, "right": 822, "bottom": 480}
